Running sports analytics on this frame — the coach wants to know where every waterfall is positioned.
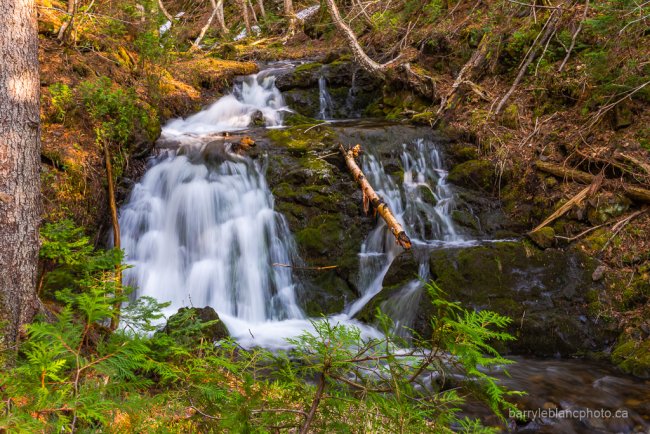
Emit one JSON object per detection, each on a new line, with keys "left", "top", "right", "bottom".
{"left": 120, "top": 150, "right": 303, "bottom": 324}
{"left": 348, "top": 139, "right": 462, "bottom": 332}
{"left": 345, "top": 70, "right": 359, "bottom": 117}
{"left": 118, "top": 70, "right": 381, "bottom": 348}
{"left": 317, "top": 75, "right": 334, "bottom": 120}
{"left": 162, "top": 73, "right": 286, "bottom": 139}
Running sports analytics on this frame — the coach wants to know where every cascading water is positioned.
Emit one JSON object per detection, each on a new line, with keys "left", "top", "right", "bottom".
{"left": 118, "top": 70, "right": 381, "bottom": 348}
{"left": 317, "top": 75, "right": 334, "bottom": 120}
{"left": 119, "top": 151, "right": 303, "bottom": 324}
{"left": 162, "top": 73, "right": 286, "bottom": 139}
{"left": 348, "top": 139, "right": 464, "bottom": 335}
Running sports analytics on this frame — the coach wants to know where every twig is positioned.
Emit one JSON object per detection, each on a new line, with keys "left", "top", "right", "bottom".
{"left": 507, "top": 0, "right": 563, "bottom": 9}
{"left": 584, "top": 80, "right": 650, "bottom": 131}
{"left": 554, "top": 223, "right": 607, "bottom": 241}
{"left": 189, "top": 399, "right": 224, "bottom": 420}
{"left": 252, "top": 408, "right": 308, "bottom": 417}
{"left": 272, "top": 263, "right": 338, "bottom": 271}
{"left": 299, "top": 373, "right": 325, "bottom": 434}
{"left": 303, "top": 121, "right": 330, "bottom": 133}
{"left": 494, "top": 8, "right": 561, "bottom": 115}
{"left": 599, "top": 209, "right": 647, "bottom": 254}
{"left": 559, "top": 0, "right": 590, "bottom": 72}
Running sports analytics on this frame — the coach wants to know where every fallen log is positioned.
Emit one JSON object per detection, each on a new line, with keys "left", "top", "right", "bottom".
{"left": 340, "top": 144, "right": 412, "bottom": 250}
{"left": 534, "top": 160, "right": 650, "bottom": 204}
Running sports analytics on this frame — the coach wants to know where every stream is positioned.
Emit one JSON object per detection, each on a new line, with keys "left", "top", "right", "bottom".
{"left": 116, "top": 64, "right": 649, "bottom": 432}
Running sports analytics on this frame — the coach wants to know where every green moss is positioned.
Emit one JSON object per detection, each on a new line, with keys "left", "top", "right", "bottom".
{"left": 528, "top": 226, "right": 555, "bottom": 249}
{"left": 294, "top": 62, "right": 323, "bottom": 74}
{"left": 452, "top": 210, "right": 479, "bottom": 231}
{"left": 294, "top": 214, "right": 345, "bottom": 257}
{"left": 500, "top": 104, "right": 519, "bottom": 129}
{"left": 612, "top": 336, "right": 650, "bottom": 378}
{"left": 448, "top": 159, "right": 495, "bottom": 191}
{"left": 284, "top": 112, "right": 323, "bottom": 126}
{"left": 580, "top": 228, "right": 610, "bottom": 253}
{"left": 266, "top": 125, "right": 334, "bottom": 155}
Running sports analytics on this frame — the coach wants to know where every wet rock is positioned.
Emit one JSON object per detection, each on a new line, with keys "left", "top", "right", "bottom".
{"left": 262, "top": 126, "right": 374, "bottom": 304}
{"left": 250, "top": 110, "right": 265, "bottom": 127}
{"left": 163, "top": 306, "right": 229, "bottom": 345}
{"left": 360, "top": 241, "right": 619, "bottom": 357}
{"left": 528, "top": 226, "right": 555, "bottom": 249}
{"left": 451, "top": 209, "right": 480, "bottom": 232}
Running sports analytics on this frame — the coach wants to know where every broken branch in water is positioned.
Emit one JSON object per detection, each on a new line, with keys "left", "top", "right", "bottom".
{"left": 339, "top": 144, "right": 412, "bottom": 250}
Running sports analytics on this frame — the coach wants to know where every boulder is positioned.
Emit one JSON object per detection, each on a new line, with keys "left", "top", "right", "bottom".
{"left": 358, "top": 241, "right": 619, "bottom": 357}
{"left": 163, "top": 306, "right": 229, "bottom": 346}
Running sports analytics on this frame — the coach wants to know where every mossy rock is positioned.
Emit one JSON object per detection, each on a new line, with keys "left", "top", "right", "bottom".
{"left": 586, "top": 193, "right": 631, "bottom": 225}
{"left": 448, "top": 159, "right": 495, "bottom": 191}
{"left": 528, "top": 226, "right": 555, "bottom": 249}
{"left": 448, "top": 144, "right": 479, "bottom": 163}
{"left": 299, "top": 272, "right": 357, "bottom": 316}
{"left": 451, "top": 209, "right": 480, "bottom": 231}
{"left": 500, "top": 104, "right": 520, "bottom": 129}
{"left": 360, "top": 242, "right": 619, "bottom": 357}
{"left": 612, "top": 334, "right": 650, "bottom": 378}
{"left": 162, "top": 307, "right": 229, "bottom": 346}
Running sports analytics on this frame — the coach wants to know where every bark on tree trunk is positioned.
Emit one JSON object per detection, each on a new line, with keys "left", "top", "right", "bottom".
{"left": 256, "top": 0, "right": 266, "bottom": 19}
{"left": 534, "top": 160, "right": 650, "bottom": 203}
{"left": 340, "top": 145, "right": 412, "bottom": 250}
{"left": 157, "top": 0, "right": 174, "bottom": 22}
{"left": 0, "top": 0, "right": 41, "bottom": 362}
{"left": 192, "top": 0, "right": 220, "bottom": 50}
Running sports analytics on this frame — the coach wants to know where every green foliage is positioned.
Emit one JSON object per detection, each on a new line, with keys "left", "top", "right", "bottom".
{"left": 47, "top": 83, "right": 74, "bottom": 123}
{"left": 79, "top": 76, "right": 156, "bottom": 146}
{"left": 135, "top": 30, "right": 168, "bottom": 67}
{"left": 424, "top": 0, "right": 445, "bottom": 22}
{"left": 39, "top": 220, "right": 123, "bottom": 298}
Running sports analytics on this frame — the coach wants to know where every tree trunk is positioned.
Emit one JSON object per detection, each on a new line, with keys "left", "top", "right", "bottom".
{"left": 248, "top": 0, "right": 258, "bottom": 25}
{"left": 284, "top": 0, "right": 296, "bottom": 34}
{"left": 192, "top": 0, "right": 220, "bottom": 50}
{"left": 157, "top": 0, "right": 174, "bottom": 22}
{"left": 256, "top": 0, "right": 266, "bottom": 19}
{"left": 104, "top": 144, "right": 122, "bottom": 331}
{"left": 340, "top": 145, "right": 412, "bottom": 249}
{"left": 324, "top": 0, "right": 408, "bottom": 79}
{"left": 0, "top": 0, "right": 41, "bottom": 361}
{"left": 216, "top": 0, "right": 228, "bottom": 34}
{"left": 534, "top": 160, "right": 650, "bottom": 204}
{"left": 57, "top": 0, "right": 77, "bottom": 42}
{"left": 240, "top": 0, "right": 251, "bottom": 33}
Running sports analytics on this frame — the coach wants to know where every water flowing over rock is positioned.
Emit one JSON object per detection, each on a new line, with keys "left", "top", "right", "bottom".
{"left": 161, "top": 73, "right": 286, "bottom": 139}
{"left": 118, "top": 68, "right": 382, "bottom": 348}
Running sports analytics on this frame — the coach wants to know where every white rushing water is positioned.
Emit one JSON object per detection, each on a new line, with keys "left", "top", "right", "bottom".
{"left": 317, "top": 75, "right": 334, "bottom": 120}
{"left": 119, "top": 69, "right": 466, "bottom": 347}
{"left": 162, "top": 73, "right": 286, "bottom": 139}
{"left": 347, "top": 139, "right": 462, "bottom": 319}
